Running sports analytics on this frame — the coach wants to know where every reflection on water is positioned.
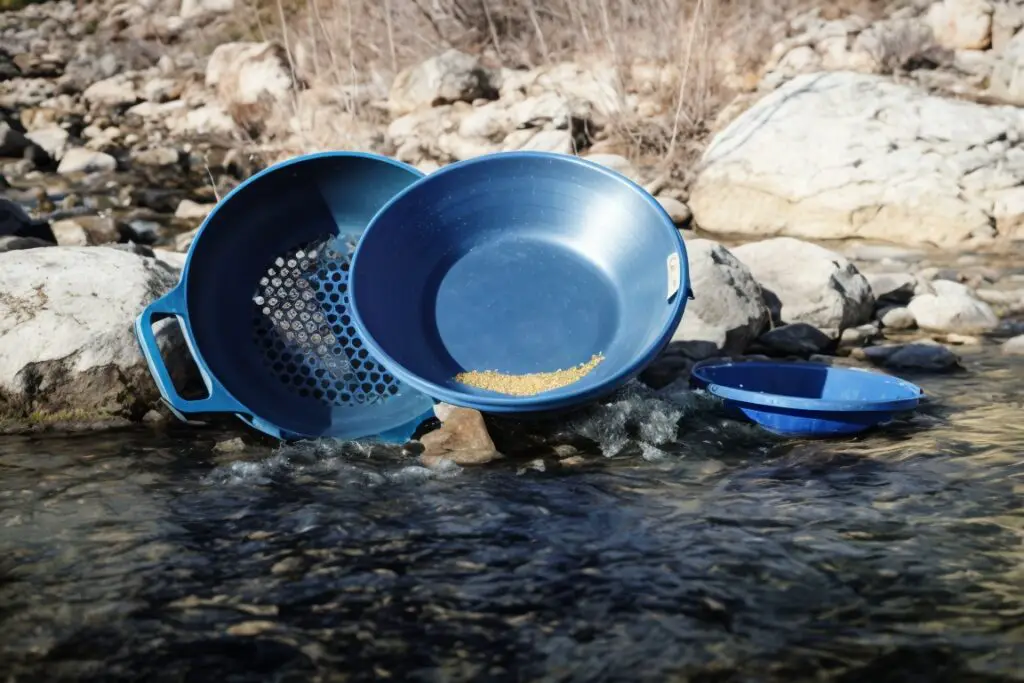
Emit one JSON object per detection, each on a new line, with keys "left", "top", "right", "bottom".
{"left": 1, "top": 349, "right": 1024, "bottom": 682}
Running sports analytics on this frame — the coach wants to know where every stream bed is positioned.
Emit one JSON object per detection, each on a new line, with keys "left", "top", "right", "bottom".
{"left": 1, "top": 347, "right": 1023, "bottom": 682}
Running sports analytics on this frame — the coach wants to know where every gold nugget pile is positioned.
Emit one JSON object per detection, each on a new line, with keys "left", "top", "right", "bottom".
{"left": 454, "top": 354, "right": 605, "bottom": 397}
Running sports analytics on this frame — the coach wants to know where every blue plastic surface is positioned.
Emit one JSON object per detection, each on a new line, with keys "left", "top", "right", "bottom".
{"left": 690, "top": 360, "right": 924, "bottom": 438}
{"left": 349, "top": 151, "right": 691, "bottom": 413}
{"left": 134, "top": 151, "right": 436, "bottom": 442}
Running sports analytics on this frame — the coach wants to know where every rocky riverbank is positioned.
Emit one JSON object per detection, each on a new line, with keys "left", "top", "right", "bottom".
{"left": 2, "top": 0, "right": 1024, "bottom": 457}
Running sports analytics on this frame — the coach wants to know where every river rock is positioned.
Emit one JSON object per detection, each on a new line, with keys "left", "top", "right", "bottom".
{"left": 880, "top": 306, "right": 917, "bottom": 330}
{"left": 758, "top": 323, "right": 834, "bottom": 356}
{"left": 689, "top": 72, "right": 1024, "bottom": 247}
{"left": 731, "top": 237, "right": 875, "bottom": 331}
{"left": 57, "top": 148, "right": 117, "bottom": 175}
{"left": 389, "top": 49, "right": 498, "bottom": 117}
{"left": 866, "top": 272, "right": 917, "bottom": 305}
{"left": 0, "top": 247, "right": 194, "bottom": 423}
{"left": 1001, "top": 334, "right": 1024, "bottom": 355}
{"left": 672, "top": 239, "right": 769, "bottom": 358}
{"left": 82, "top": 76, "right": 140, "bottom": 108}
{"left": 908, "top": 279, "right": 999, "bottom": 332}
{"left": 856, "top": 342, "right": 962, "bottom": 372}
{"left": 174, "top": 199, "right": 214, "bottom": 220}
{"left": 419, "top": 405, "right": 502, "bottom": 466}
{"left": 25, "top": 126, "right": 68, "bottom": 161}
{"left": 926, "top": 0, "right": 993, "bottom": 50}
{"left": 1, "top": 198, "right": 55, "bottom": 244}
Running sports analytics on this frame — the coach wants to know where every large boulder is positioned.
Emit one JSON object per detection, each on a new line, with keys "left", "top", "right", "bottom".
{"left": 0, "top": 247, "right": 194, "bottom": 425}
{"left": 731, "top": 237, "right": 875, "bottom": 332}
{"left": 689, "top": 71, "right": 1024, "bottom": 248}
{"left": 671, "top": 239, "right": 769, "bottom": 358}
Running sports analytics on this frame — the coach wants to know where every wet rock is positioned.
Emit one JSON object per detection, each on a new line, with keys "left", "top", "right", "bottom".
{"left": 419, "top": 405, "right": 502, "bottom": 466}
{"left": 732, "top": 237, "right": 874, "bottom": 331}
{"left": 671, "top": 239, "right": 769, "bottom": 358}
{"left": 758, "top": 323, "right": 834, "bottom": 356}
{"left": 855, "top": 341, "right": 962, "bottom": 372}
{"left": 927, "top": 0, "right": 993, "bottom": 50}
{"left": 213, "top": 437, "right": 247, "bottom": 454}
{"left": 866, "top": 272, "right": 917, "bottom": 305}
{"left": 657, "top": 196, "right": 691, "bottom": 226}
{"left": 1001, "top": 334, "right": 1024, "bottom": 355}
{"left": 908, "top": 280, "right": 999, "bottom": 332}
{"left": 205, "top": 42, "right": 294, "bottom": 133}
{"left": 690, "top": 72, "right": 1024, "bottom": 247}
{"left": 0, "top": 247, "right": 195, "bottom": 422}
{"left": 880, "top": 306, "right": 917, "bottom": 330}
{"left": 0, "top": 236, "right": 52, "bottom": 252}
{"left": 57, "top": 147, "right": 117, "bottom": 175}
{"left": 389, "top": 49, "right": 498, "bottom": 116}
{"left": 639, "top": 354, "right": 694, "bottom": 390}
{"left": 174, "top": 199, "right": 214, "bottom": 221}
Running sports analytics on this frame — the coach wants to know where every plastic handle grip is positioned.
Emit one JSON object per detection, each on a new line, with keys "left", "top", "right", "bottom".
{"left": 134, "top": 287, "right": 244, "bottom": 416}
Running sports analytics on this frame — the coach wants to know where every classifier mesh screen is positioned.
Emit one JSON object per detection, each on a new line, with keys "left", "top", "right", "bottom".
{"left": 251, "top": 236, "right": 400, "bottom": 407}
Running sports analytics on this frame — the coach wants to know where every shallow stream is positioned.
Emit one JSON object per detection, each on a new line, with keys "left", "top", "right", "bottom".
{"left": 1, "top": 346, "right": 1023, "bottom": 682}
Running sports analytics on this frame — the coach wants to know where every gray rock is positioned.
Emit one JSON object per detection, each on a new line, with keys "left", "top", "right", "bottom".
{"left": 866, "top": 272, "right": 917, "bottom": 305}
{"left": 841, "top": 322, "right": 882, "bottom": 345}
{"left": 131, "top": 147, "right": 180, "bottom": 167}
{"left": 671, "top": 239, "right": 769, "bottom": 358}
{"left": 389, "top": 50, "right": 498, "bottom": 116}
{"left": 174, "top": 199, "right": 214, "bottom": 221}
{"left": 57, "top": 148, "right": 117, "bottom": 175}
{"left": 122, "top": 220, "right": 162, "bottom": 245}
{"left": 908, "top": 279, "right": 999, "bottom": 332}
{"left": 690, "top": 72, "right": 1024, "bottom": 247}
{"left": 0, "top": 236, "right": 52, "bottom": 253}
{"left": 880, "top": 306, "right": 917, "bottom": 330}
{"left": 859, "top": 342, "right": 962, "bottom": 372}
{"left": 758, "top": 323, "right": 833, "bottom": 356}
{"left": 1002, "top": 335, "right": 1024, "bottom": 355}
{"left": 0, "top": 247, "right": 195, "bottom": 422}
{"left": 731, "top": 237, "right": 875, "bottom": 331}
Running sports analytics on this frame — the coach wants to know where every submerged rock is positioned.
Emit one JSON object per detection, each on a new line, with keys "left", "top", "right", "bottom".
{"left": 419, "top": 404, "right": 502, "bottom": 466}
{"left": 854, "top": 342, "right": 962, "bottom": 372}
{"left": 0, "top": 247, "right": 195, "bottom": 424}
{"left": 731, "top": 237, "right": 875, "bottom": 331}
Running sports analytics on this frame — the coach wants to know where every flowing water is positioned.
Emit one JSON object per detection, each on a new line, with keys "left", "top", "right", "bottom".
{"left": 1, "top": 347, "right": 1023, "bottom": 682}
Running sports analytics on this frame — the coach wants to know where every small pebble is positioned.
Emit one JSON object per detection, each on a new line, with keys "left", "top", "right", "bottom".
{"left": 213, "top": 437, "right": 247, "bottom": 453}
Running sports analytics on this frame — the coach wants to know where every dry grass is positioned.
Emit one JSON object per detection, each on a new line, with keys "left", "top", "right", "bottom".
{"left": 229, "top": 0, "right": 888, "bottom": 183}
